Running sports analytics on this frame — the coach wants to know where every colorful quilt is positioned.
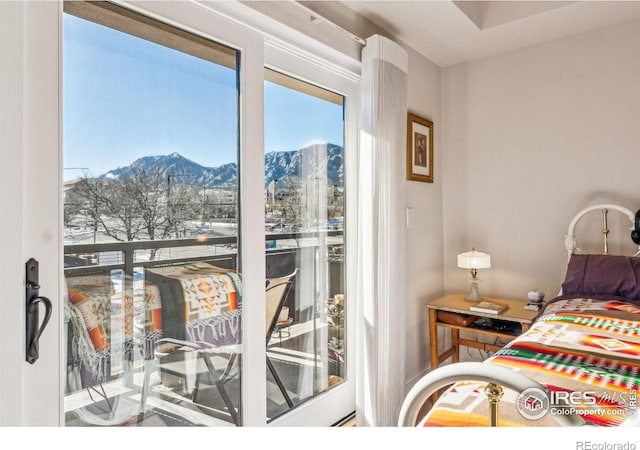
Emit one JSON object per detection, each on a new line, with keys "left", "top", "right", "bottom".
{"left": 420, "top": 297, "right": 640, "bottom": 427}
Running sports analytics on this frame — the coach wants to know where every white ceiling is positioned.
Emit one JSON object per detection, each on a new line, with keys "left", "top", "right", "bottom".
{"left": 341, "top": 1, "right": 640, "bottom": 67}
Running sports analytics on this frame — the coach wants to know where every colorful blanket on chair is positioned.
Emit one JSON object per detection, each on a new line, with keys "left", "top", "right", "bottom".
{"left": 421, "top": 297, "right": 640, "bottom": 427}
{"left": 145, "top": 263, "right": 242, "bottom": 345}
{"left": 65, "top": 272, "right": 162, "bottom": 384}
{"left": 65, "top": 263, "right": 242, "bottom": 385}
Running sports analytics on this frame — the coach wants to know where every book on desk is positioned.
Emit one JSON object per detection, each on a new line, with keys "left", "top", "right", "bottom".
{"left": 470, "top": 300, "right": 508, "bottom": 315}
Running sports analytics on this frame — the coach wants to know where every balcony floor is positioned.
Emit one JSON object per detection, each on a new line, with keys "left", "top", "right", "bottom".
{"left": 65, "top": 321, "right": 344, "bottom": 427}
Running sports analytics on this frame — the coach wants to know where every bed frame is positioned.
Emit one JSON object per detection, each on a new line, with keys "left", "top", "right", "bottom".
{"left": 564, "top": 203, "right": 639, "bottom": 259}
{"left": 398, "top": 203, "right": 640, "bottom": 427}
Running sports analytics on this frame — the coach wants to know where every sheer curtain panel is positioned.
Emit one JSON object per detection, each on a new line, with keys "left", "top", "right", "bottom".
{"left": 357, "top": 34, "right": 408, "bottom": 427}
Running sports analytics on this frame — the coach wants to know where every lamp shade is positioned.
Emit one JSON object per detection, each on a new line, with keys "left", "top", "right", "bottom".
{"left": 457, "top": 250, "right": 491, "bottom": 269}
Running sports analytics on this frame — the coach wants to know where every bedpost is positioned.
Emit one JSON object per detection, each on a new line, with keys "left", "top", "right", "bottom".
{"left": 564, "top": 234, "right": 576, "bottom": 261}
{"left": 485, "top": 383, "right": 503, "bottom": 427}
{"left": 601, "top": 208, "right": 609, "bottom": 255}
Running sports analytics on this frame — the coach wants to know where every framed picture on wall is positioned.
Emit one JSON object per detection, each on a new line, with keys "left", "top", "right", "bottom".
{"left": 406, "top": 113, "right": 433, "bottom": 183}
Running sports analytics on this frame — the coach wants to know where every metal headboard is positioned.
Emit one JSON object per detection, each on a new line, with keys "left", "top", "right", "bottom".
{"left": 564, "top": 203, "right": 639, "bottom": 260}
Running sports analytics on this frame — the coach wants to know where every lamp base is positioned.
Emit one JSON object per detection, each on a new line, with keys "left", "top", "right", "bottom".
{"left": 465, "top": 279, "right": 484, "bottom": 302}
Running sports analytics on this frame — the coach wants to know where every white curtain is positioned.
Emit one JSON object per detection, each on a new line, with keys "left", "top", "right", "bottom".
{"left": 356, "top": 35, "right": 408, "bottom": 427}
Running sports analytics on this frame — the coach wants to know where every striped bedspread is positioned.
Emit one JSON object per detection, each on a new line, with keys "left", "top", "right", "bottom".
{"left": 421, "top": 297, "right": 640, "bottom": 426}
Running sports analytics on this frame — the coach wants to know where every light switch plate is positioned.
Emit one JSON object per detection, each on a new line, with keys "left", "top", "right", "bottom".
{"left": 406, "top": 207, "right": 414, "bottom": 228}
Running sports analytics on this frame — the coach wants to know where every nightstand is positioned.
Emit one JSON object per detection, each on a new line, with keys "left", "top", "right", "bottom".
{"left": 427, "top": 293, "right": 538, "bottom": 370}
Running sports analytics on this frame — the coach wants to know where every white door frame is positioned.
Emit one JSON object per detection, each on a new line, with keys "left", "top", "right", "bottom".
{"left": 0, "top": 0, "right": 29, "bottom": 426}
{"left": 0, "top": 0, "right": 63, "bottom": 426}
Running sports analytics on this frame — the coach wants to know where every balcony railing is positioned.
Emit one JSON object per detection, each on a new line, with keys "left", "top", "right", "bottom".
{"left": 64, "top": 229, "right": 345, "bottom": 343}
{"left": 64, "top": 230, "right": 344, "bottom": 280}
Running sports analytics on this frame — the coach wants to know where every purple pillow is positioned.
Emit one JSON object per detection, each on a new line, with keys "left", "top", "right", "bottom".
{"left": 562, "top": 254, "right": 640, "bottom": 299}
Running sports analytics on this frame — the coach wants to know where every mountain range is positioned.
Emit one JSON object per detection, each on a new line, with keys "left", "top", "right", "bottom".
{"left": 101, "top": 143, "right": 343, "bottom": 189}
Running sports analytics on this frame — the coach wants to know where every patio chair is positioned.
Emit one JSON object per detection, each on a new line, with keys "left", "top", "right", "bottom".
{"left": 139, "top": 268, "right": 298, "bottom": 423}
{"left": 138, "top": 264, "right": 243, "bottom": 425}
{"left": 144, "top": 335, "right": 241, "bottom": 425}
{"left": 265, "top": 269, "right": 298, "bottom": 408}
{"left": 64, "top": 272, "right": 162, "bottom": 426}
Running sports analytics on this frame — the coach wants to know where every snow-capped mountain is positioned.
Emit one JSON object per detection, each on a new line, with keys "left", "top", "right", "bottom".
{"left": 100, "top": 143, "right": 343, "bottom": 188}
{"left": 103, "top": 152, "right": 237, "bottom": 187}
{"left": 264, "top": 143, "right": 343, "bottom": 187}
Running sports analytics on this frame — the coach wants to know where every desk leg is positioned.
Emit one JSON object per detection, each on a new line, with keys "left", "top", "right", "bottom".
{"left": 451, "top": 329, "right": 459, "bottom": 363}
{"left": 522, "top": 323, "right": 530, "bottom": 333}
{"left": 428, "top": 308, "right": 441, "bottom": 403}
{"left": 428, "top": 308, "right": 438, "bottom": 370}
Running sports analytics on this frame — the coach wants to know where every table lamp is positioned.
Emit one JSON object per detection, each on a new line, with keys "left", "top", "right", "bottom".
{"left": 457, "top": 249, "right": 491, "bottom": 302}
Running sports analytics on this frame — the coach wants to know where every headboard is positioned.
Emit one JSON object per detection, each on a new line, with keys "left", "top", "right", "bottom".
{"left": 563, "top": 203, "right": 640, "bottom": 260}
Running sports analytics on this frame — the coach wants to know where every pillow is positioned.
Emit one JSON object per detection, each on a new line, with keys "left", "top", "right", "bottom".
{"left": 562, "top": 254, "right": 640, "bottom": 300}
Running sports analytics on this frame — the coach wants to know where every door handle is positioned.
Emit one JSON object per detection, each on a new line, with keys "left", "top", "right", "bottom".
{"left": 25, "top": 258, "right": 52, "bottom": 364}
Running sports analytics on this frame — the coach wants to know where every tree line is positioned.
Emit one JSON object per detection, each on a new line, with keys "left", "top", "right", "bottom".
{"left": 64, "top": 167, "right": 237, "bottom": 243}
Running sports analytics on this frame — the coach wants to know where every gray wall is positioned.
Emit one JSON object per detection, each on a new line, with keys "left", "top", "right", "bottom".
{"left": 442, "top": 20, "right": 640, "bottom": 302}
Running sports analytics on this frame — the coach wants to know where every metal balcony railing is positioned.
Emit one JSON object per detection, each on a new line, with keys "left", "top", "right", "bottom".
{"left": 64, "top": 229, "right": 345, "bottom": 337}
{"left": 64, "top": 230, "right": 344, "bottom": 277}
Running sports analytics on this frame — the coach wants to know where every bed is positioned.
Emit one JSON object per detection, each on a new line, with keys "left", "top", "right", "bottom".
{"left": 399, "top": 203, "right": 640, "bottom": 427}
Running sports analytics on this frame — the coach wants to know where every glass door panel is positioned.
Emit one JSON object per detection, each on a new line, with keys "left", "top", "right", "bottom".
{"left": 63, "top": 1, "right": 241, "bottom": 426}
{"left": 264, "top": 69, "right": 346, "bottom": 421}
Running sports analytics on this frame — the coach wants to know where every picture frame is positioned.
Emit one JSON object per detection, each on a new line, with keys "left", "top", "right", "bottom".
{"left": 406, "top": 113, "right": 433, "bottom": 183}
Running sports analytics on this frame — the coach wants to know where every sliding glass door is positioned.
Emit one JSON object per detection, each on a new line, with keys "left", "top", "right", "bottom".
{"left": 11, "top": 0, "right": 357, "bottom": 427}
{"left": 264, "top": 68, "right": 346, "bottom": 421}
{"left": 62, "top": 1, "right": 243, "bottom": 426}
{"left": 262, "top": 45, "right": 358, "bottom": 426}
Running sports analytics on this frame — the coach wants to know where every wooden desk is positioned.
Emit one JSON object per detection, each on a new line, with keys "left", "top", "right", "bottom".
{"left": 427, "top": 294, "right": 538, "bottom": 370}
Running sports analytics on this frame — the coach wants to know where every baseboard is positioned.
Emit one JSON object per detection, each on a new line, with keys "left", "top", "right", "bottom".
{"left": 405, "top": 367, "right": 430, "bottom": 392}
{"left": 332, "top": 411, "right": 356, "bottom": 427}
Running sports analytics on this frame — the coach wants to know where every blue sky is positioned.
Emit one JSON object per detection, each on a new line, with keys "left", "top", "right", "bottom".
{"left": 63, "top": 13, "right": 344, "bottom": 181}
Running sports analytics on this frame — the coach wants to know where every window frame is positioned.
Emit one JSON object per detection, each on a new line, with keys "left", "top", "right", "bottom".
{"left": 263, "top": 41, "right": 360, "bottom": 427}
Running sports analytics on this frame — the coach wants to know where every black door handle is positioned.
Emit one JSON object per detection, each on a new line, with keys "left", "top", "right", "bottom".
{"left": 26, "top": 258, "right": 52, "bottom": 364}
